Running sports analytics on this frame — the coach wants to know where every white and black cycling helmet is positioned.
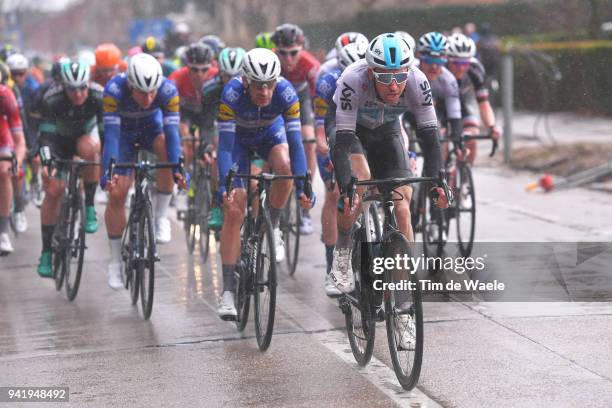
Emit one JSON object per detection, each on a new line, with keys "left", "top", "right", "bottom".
{"left": 61, "top": 61, "right": 90, "bottom": 87}
{"left": 6, "top": 53, "right": 28, "bottom": 71}
{"left": 242, "top": 48, "right": 281, "bottom": 82}
{"left": 365, "top": 33, "right": 414, "bottom": 70}
{"left": 395, "top": 31, "right": 416, "bottom": 53}
{"left": 447, "top": 33, "right": 476, "bottom": 59}
{"left": 128, "top": 52, "right": 163, "bottom": 92}
{"left": 338, "top": 42, "right": 366, "bottom": 68}
{"left": 334, "top": 32, "right": 368, "bottom": 55}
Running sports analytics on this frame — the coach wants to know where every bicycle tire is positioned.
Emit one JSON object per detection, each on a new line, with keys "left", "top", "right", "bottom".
{"left": 184, "top": 196, "right": 197, "bottom": 254}
{"left": 65, "top": 197, "right": 86, "bottom": 302}
{"left": 456, "top": 164, "right": 476, "bottom": 257}
{"left": 234, "top": 261, "right": 251, "bottom": 331}
{"left": 139, "top": 198, "right": 156, "bottom": 320}
{"left": 121, "top": 210, "right": 139, "bottom": 305}
{"left": 383, "top": 230, "right": 423, "bottom": 390}
{"left": 281, "top": 192, "right": 301, "bottom": 276}
{"left": 52, "top": 201, "right": 69, "bottom": 291}
{"left": 344, "top": 221, "right": 376, "bottom": 366}
{"left": 197, "top": 170, "right": 212, "bottom": 263}
{"left": 253, "top": 205, "right": 277, "bottom": 351}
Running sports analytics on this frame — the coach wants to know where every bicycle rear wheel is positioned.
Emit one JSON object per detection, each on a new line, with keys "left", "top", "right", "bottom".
{"left": 139, "top": 199, "right": 156, "bottom": 320}
{"left": 456, "top": 164, "right": 476, "bottom": 257}
{"left": 253, "top": 206, "right": 277, "bottom": 351}
{"left": 65, "top": 196, "right": 86, "bottom": 302}
{"left": 383, "top": 231, "right": 423, "bottom": 390}
{"left": 281, "top": 192, "right": 301, "bottom": 276}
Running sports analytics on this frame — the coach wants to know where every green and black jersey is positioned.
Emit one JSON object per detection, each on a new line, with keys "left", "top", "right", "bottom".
{"left": 39, "top": 82, "right": 104, "bottom": 143}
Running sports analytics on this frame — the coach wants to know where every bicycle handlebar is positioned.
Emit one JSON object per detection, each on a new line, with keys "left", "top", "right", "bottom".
{"left": 225, "top": 167, "right": 313, "bottom": 201}
{"left": 345, "top": 170, "right": 453, "bottom": 208}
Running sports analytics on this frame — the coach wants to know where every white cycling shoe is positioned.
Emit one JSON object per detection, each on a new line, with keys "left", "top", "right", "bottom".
{"left": 329, "top": 247, "right": 355, "bottom": 293}
{"left": 217, "top": 291, "right": 237, "bottom": 320}
{"left": 107, "top": 262, "right": 123, "bottom": 291}
{"left": 155, "top": 217, "right": 172, "bottom": 244}
{"left": 324, "top": 273, "right": 342, "bottom": 297}
{"left": 273, "top": 227, "right": 285, "bottom": 263}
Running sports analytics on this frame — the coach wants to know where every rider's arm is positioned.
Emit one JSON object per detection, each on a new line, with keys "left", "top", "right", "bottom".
{"left": 331, "top": 71, "right": 360, "bottom": 194}
{"left": 468, "top": 60, "right": 496, "bottom": 128}
{"left": 313, "top": 72, "right": 336, "bottom": 146}
{"left": 101, "top": 88, "right": 121, "bottom": 184}
{"left": 3, "top": 88, "right": 25, "bottom": 163}
{"left": 216, "top": 96, "right": 236, "bottom": 196}
{"left": 159, "top": 80, "right": 181, "bottom": 165}
{"left": 279, "top": 81, "right": 307, "bottom": 195}
{"left": 444, "top": 76, "right": 463, "bottom": 144}
{"left": 409, "top": 70, "right": 443, "bottom": 179}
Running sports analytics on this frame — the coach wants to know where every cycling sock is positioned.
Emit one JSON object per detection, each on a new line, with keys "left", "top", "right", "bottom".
{"left": 337, "top": 226, "right": 351, "bottom": 249}
{"left": 222, "top": 264, "right": 236, "bottom": 292}
{"left": 14, "top": 192, "right": 25, "bottom": 212}
{"left": 108, "top": 236, "right": 122, "bottom": 264}
{"left": 0, "top": 216, "right": 8, "bottom": 234}
{"left": 84, "top": 182, "right": 97, "bottom": 207}
{"left": 41, "top": 224, "right": 55, "bottom": 252}
{"left": 325, "top": 244, "right": 335, "bottom": 274}
{"left": 155, "top": 192, "right": 172, "bottom": 220}
{"left": 269, "top": 206, "right": 282, "bottom": 229}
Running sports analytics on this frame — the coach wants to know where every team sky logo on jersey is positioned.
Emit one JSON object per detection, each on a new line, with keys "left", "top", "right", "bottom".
{"left": 340, "top": 83, "right": 355, "bottom": 110}
{"left": 218, "top": 103, "right": 235, "bottom": 121}
{"left": 419, "top": 81, "right": 433, "bottom": 106}
{"left": 225, "top": 88, "right": 240, "bottom": 104}
{"left": 285, "top": 101, "right": 300, "bottom": 119}
{"left": 103, "top": 96, "right": 118, "bottom": 113}
{"left": 281, "top": 85, "right": 296, "bottom": 103}
{"left": 166, "top": 95, "right": 180, "bottom": 112}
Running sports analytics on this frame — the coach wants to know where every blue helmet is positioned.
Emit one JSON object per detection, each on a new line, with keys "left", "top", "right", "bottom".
{"left": 365, "top": 33, "right": 414, "bottom": 70}
{"left": 417, "top": 32, "right": 448, "bottom": 57}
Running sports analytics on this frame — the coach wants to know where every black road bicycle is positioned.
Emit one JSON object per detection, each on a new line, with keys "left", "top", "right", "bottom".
{"left": 340, "top": 171, "right": 450, "bottom": 390}
{"left": 225, "top": 164, "right": 312, "bottom": 351}
{"left": 107, "top": 156, "right": 184, "bottom": 320}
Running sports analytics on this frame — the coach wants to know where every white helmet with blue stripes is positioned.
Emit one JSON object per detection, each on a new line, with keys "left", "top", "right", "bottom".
{"left": 365, "top": 33, "right": 414, "bottom": 70}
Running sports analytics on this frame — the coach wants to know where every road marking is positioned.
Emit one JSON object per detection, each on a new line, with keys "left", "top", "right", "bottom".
{"left": 275, "top": 290, "right": 442, "bottom": 408}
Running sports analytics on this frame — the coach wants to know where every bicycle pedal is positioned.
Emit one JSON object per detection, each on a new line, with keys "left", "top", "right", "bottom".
{"left": 220, "top": 315, "right": 237, "bottom": 322}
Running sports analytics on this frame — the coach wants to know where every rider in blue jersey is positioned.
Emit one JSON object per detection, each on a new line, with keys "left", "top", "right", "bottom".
{"left": 313, "top": 42, "right": 367, "bottom": 297}
{"left": 101, "top": 53, "right": 185, "bottom": 290}
{"left": 216, "top": 48, "right": 312, "bottom": 320}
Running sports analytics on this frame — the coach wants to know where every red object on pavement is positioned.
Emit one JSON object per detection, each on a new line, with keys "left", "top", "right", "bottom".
{"left": 540, "top": 174, "right": 554, "bottom": 191}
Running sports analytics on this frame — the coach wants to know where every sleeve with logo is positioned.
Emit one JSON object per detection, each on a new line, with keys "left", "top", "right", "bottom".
{"left": 279, "top": 79, "right": 307, "bottom": 195}
{"left": 158, "top": 78, "right": 181, "bottom": 165}
{"left": 216, "top": 79, "right": 240, "bottom": 194}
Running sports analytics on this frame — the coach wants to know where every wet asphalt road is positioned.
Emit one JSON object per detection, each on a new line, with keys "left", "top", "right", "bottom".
{"left": 2, "top": 157, "right": 612, "bottom": 407}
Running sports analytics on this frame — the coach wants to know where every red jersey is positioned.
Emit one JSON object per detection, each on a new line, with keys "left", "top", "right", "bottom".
{"left": 169, "top": 66, "right": 219, "bottom": 114}
{"left": 0, "top": 84, "right": 23, "bottom": 149}
{"left": 280, "top": 50, "right": 320, "bottom": 95}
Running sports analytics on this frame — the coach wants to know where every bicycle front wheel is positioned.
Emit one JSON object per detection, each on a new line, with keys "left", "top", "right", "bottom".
{"left": 139, "top": 199, "right": 156, "bottom": 320}
{"left": 52, "top": 201, "right": 69, "bottom": 291}
{"left": 253, "top": 206, "right": 277, "bottom": 351}
{"left": 281, "top": 193, "right": 301, "bottom": 276}
{"left": 456, "top": 164, "right": 476, "bottom": 257}
{"left": 383, "top": 231, "right": 423, "bottom": 390}
{"left": 65, "top": 197, "right": 86, "bottom": 302}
